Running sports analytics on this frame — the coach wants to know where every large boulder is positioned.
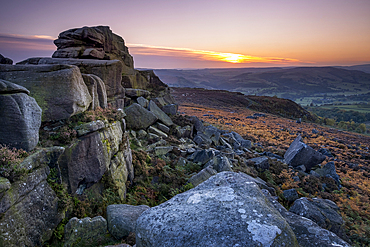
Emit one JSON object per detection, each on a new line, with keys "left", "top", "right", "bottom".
{"left": 52, "top": 26, "right": 134, "bottom": 71}
{"left": 17, "top": 57, "right": 123, "bottom": 105}
{"left": 0, "top": 64, "right": 92, "bottom": 121}
{"left": 289, "top": 197, "right": 348, "bottom": 241}
{"left": 0, "top": 79, "right": 41, "bottom": 151}
{"left": 284, "top": 135, "right": 325, "bottom": 171}
{"left": 125, "top": 103, "right": 158, "bottom": 130}
{"left": 265, "top": 191, "right": 351, "bottom": 247}
{"left": 107, "top": 204, "right": 150, "bottom": 239}
{"left": 136, "top": 172, "right": 298, "bottom": 247}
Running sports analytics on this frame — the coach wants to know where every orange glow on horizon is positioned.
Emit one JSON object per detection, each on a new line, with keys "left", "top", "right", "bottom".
{"left": 128, "top": 43, "right": 302, "bottom": 64}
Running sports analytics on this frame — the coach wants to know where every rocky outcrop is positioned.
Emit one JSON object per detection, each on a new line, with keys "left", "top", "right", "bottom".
{"left": 0, "top": 64, "right": 92, "bottom": 121}
{"left": 289, "top": 197, "right": 348, "bottom": 241}
{"left": 284, "top": 135, "right": 325, "bottom": 171}
{"left": 18, "top": 57, "right": 123, "bottom": 106}
{"left": 136, "top": 172, "right": 298, "bottom": 247}
{"left": 64, "top": 216, "right": 109, "bottom": 247}
{"left": 0, "top": 147, "right": 65, "bottom": 247}
{"left": 107, "top": 204, "right": 150, "bottom": 239}
{"left": 0, "top": 79, "right": 41, "bottom": 151}
{"left": 52, "top": 26, "right": 133, "bottom": 72}
{"left": 0, "top": 54, "right": 12, "bottom": 64}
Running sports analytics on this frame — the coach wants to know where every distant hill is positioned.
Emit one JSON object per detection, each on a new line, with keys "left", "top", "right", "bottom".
{"left": 336, "top": 64, "right": 370, "bottom": 74}
{"left": 155, "top": 66, "right": 370, "bottom": 104}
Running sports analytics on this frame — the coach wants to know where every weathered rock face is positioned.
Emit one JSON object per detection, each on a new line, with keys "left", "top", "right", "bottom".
{"left": 0, "top": 147, "right": 65, "bottom": 247}
{"left": 17, "top": 57, "right": 123, "bottom": 104}
{"left": 82, "top": 73, "right": 108, "bottom": 109}
{"left": 0, "top": 64, "right": 92, "bottom": 121}
{"left": 52, "top": 26, "right": 134, "bottom": 71}
{"left": 284, "top": 135, "right": 325, "bottom": 171}
{"left": 64, "top": 216, "right": 108, "bottom": 247}
{"left": 107, "top": 204, "right": 150, "bottom": 239}
{"left": 265, "top": 191, "right": 351, "bottom": 247}
{"left": 136, "top": 172, "right": 298, "bottom": 247}
{"left": 58, "top": 121, "right": 123, "bottom": 194}
{"left": 125, "top": 103, "right": 158, "bottom": 130}
{"left": 0, "top": 79, "right": 41, "bottom": 151}
{"left": 289, "top": 197, "right": 348, "bottom": 241}
{"left": 0, "top": 54, "right": 12, "bottom": 64}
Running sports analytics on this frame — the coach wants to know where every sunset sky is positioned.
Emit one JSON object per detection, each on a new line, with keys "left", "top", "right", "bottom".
{"left": 0, "top": 0, "right": 369, "bottom": 69}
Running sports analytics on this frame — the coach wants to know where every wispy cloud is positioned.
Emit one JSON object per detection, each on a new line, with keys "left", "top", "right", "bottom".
{"left": 128, "top": 43, "right": 301, "bottom": 65}
{"left": 0, "top": 33, "right": 55, "bottom": 51}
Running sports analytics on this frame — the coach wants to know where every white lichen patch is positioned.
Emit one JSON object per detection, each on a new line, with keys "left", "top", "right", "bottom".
{"left": 187, "top": 187, "right": 235, "bottom": 204}
{"left": 238, "top": 209, "right": 246, "bottom": 214}
{"left": 247, "top": 221, "right": 282, "bottom": 247}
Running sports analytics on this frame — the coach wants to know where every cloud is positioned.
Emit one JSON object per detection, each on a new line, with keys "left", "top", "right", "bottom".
{"left": 127, "top": 43, "right": 302, "bottom": 65}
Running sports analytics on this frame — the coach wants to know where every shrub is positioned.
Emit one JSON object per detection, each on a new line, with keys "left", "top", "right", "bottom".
{"left": 0, "top": 144, "right": 28, "bottom": 181}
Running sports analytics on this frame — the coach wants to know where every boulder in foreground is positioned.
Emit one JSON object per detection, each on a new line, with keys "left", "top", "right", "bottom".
{"left": 136, "top": 171, "right": 298, "bottom": 247}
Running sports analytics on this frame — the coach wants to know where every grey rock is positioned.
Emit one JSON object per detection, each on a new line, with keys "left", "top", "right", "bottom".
{"left": 204, "top": 155, "right": 232, "bottom": 172}
{"left": 82, "top": 73, "right": 108, "bottom": 109}
{"left": 193, "top": 133, "right": 212, "bottom": 148}
{"left": 82, "top": 47, "right": 105, "bottom": 59}
{"left": 0, "top": 54, "right": 13, "bottom": 64}
{"left": 125, "top": 103, "right": 158, "bottom": 130}
{"left": 175, "top": 125, "right": 193, "bottom": 139}
{"left": 161, "top": 104, "right": 178, "bottom": 115}
{"left": 283, "top": 189, "right": 299, "bottom": 202}
{"left": 248, "top": 156, "right": 270, "bottom": 171}
{"left": 189, "top": 116, "right": 204, "bottom": 133}
{"left": 64, "top": 216, "right": 108, "bottom": 247}
{"left": 192, "top": 149, "right": 217, "bottom": 165}
{"left": 0, "top": 166, "right": 63, "bottom": 247}
{"left": 0, "top": 87, "right": 42, "bottom": 151}
{"left": 0, "top": 64, "right": 92, "bottom": 121}
{"left": 203, "top": 125, "right": 221, "bottom": 146}
{"left": 107, "top": 204, "right": 150, "bottom": 239}
{"left": 0, "top": 79, "right": 29, "bottom": 94}
{"left": 319, "top": 148, "right": 334, "bottom": 158}
{"left": 156, "top": 123, "right": 170, "bottom": 134}
{"left": 188, "top": 166, "right": 217, "bottom": 187}
{"left": 137, "top": 96, "right": 149, "bottom": 108}
{"left": 264, "top": 191, "right": 351, "bottom": 247}
{"left": 289, "top": 197, "right": 348, "bottom": 241}
{"left": 19, "top": 146, "right": 65, "bottom": 172}
{"left": 147, "top": 133, "right": 160, "bottom": 142}
{"left": 17, "top": 57, "right": 123, "bottom": 101}
{"left": 284, "top": 135, "right": 325, "bottom": 171}
{"left": 149, "top": 100, "right": 173, "bottom": 127}
{"left": 136, "top": 172, "right": 298, "bottom": 247}
{"left": 74, "top": 120, "right": 105, "bottom": 137}
{"left": 137, "top": 129, "right": 147, "bottom": 138}
{"left": 148, "top": 126, "right": 168, "bottom": 138}
{"left": 0, "top": 177, "right": 11, "bottom": 193}
{"left": 314, "top": 161, "right": 341, "bottom": 185}
{"left": 154, "top": 146, "right": 173, "bottom": 156}
{"left": 125, "top": 88, "right": 150, "bottom": 98}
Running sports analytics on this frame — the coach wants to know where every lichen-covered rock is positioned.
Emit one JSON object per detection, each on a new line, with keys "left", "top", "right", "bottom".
{"left": 107, "top": 204, "right": 150, "bottom": 239}
{"left": 284, "top": 135, "right": 325, "bottom": 171}
{"left": 17, "top": 57, "right": 123, "bottom": 104}
{"left": 74, "top": 120, "right": 105, "bottom": 137}
{"left": 0, "top": 64, "right": 92, "bottom": 121}
{"left": 289, "top": 197, "right": 348, "bottom": 241}
{"left": 0, "top": 164, "right": 64, "bottom": 247}
{"left": 161, "top": 104, "right": 178, "bottom": 116}
{"left": 0, "top": 79, "right": 41, "bottom": 151}
{"left": 64, "top": 216, "right": 108, "bottom": 247}
{"left": 136, "top": 172, "right": 298, "bottom": 247}
{"left": 188, "top": 166, "right": 217, "bottom": 187}
{"left": 125, "top": 103, "right": 158, "bottom": 130}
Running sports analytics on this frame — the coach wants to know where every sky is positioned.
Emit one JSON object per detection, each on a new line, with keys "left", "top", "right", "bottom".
{"left": 0, "top": 0, "right": 369, "bottom": 69}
